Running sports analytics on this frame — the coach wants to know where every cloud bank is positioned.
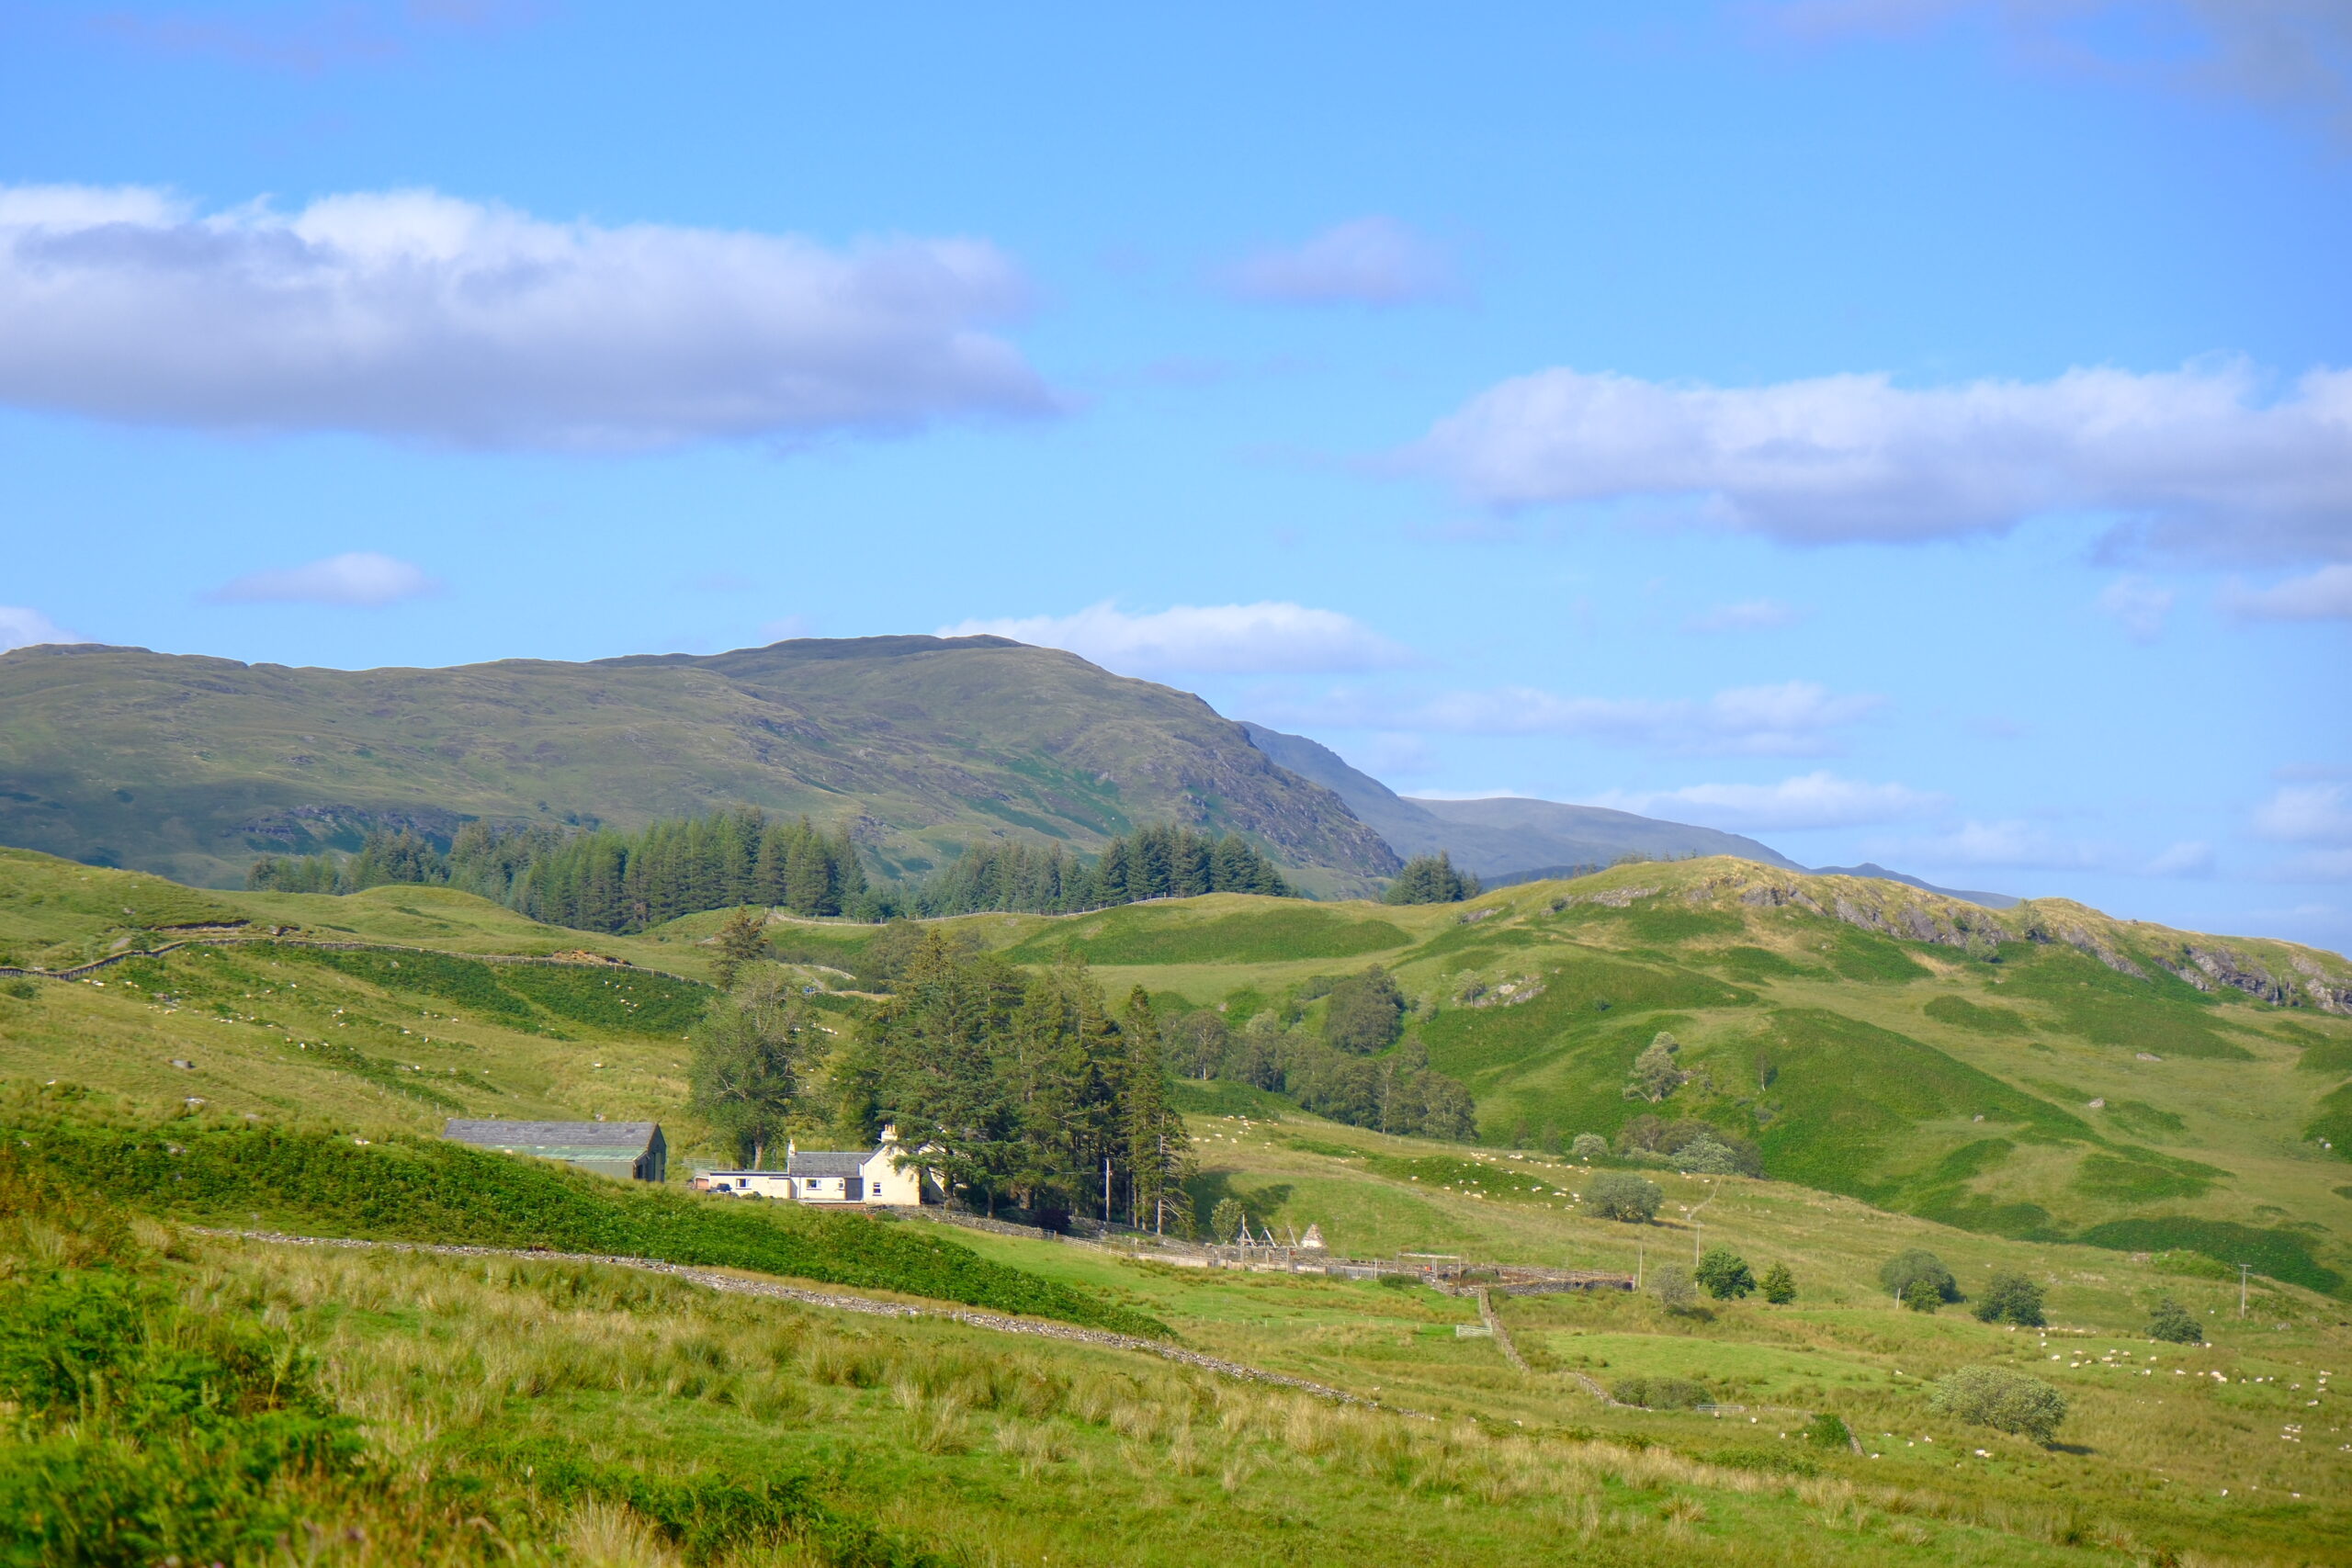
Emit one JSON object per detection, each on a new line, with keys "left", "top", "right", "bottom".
{"left": 1220, "top": 218, "right": 1453, "bottom": 306}
{"left": 0, "top": 606, "right": 85, "bottom": 652}
{"left": 1410, "top": 360, "right": 2352, "bottom": 562}
{"left": 208, "top": 552, "right": 438, "bottom": 606}
{"left": 0, "top": 185, "right": 1050, "bottom": 450}
{"left": 1586, "top": 771, "right": 1949, "bottom": 830}
{"left": 942, "top": 602, "right": 1412, "bottom": 676}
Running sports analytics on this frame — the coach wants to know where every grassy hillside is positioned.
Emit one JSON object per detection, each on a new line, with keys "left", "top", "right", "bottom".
{"left": 0, "top": 636, "right": 1397, "bottom": 894}
{"left": 896, "top": 861, "right": 2352, "bottom": 1292}
{"left": 6, "top": 847, "right": 2352, "bottom": 1561}
{"left": 6, "top": 1104, "right": 2346, "bottom": 1566}
{"left": 6, "top": 845, "right": 2348, "bottom": 1295}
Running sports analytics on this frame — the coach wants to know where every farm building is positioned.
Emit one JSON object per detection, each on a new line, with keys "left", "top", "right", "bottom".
{"left": 443, "top": 1119, "right": 667, "bottom": 1183}
{"left": 692, "top": 1125, "right": 924, "bottom": 1206}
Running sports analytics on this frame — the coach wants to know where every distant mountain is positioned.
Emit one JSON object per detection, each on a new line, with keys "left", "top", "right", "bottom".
{"left": 1807, "top": 863, "right": 2018, "bottom": 909}
{"left": 0, "top": 638, "right": 1399, "bottom": 894}
{"left": 1237, "top": 723, "right": 1804, "bottom": 876}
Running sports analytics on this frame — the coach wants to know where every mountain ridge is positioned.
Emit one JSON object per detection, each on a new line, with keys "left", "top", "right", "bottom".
{"left": 0, "top": 637, "right": 1399, "bottom": 894}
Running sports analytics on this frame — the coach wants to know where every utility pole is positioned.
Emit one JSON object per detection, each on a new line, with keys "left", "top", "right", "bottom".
{"left": 1636, "top": 1240, "right": 1645, "bottom": 1289}
{"left": 2239, "top": 1264, "right": 2251, "bottom": 1318}
{"left": 1103, "top": 1156, "right": 1113, "bottom": 1226}
{"left": 1690, "top": 1181, "right": 1718, "bottom": 1266}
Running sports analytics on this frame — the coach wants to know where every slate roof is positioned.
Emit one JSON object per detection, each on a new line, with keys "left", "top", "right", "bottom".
{"left": 444, "top": 1120, "right": 662, "bottom": 1152}
{"left": 784, "top": 1149, "right": 872, "bottom": 1178}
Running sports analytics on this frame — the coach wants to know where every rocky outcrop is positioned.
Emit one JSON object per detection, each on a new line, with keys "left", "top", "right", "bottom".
{"left": 2060, "top": 924, "right": 2147, "bottom": 979}
{"left": 2290, "top": 955, "right": 2352, "bottom": 1015}
{"left": 2182, "top": 944, "right": 2295, "bottom": 1007}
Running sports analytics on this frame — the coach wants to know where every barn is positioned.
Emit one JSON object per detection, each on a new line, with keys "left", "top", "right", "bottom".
{"left": 443, "top": 1119, "right": 667, "bottom": 1183}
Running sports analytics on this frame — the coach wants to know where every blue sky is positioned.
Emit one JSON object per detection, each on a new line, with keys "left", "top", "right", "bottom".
{"left": 1, "top": 1, "right": 2346, "bottom": 948}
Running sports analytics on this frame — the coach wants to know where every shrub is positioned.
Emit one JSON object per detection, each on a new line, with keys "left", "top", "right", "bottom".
{"left": 1209, "top": 1198, "right": 1249, "bottom": 1243}
{"left": 1927, "top": 1366, "right": 2067, "bottom": 1443}
{"left": 1570, "top": 1133, "right": 1608, "bottom": 1161}
{"left": 1585, "top": 1171, "right": 1662, "bottom": 1224}
{"left": 1623, "top": 1032, "right": 1689, "bottom": 1103}
{"left": 1675, "top": 1136, "right": 1747, "bottom": 1175}
{"left": 1650, "top": 1263, "right": 1698, "bottom": 1314}
{"left": 1879, "top": 1248, "right": 1960, "bottom": 1303}
{"left": 1761, "top": 1261, "right": 1796, "bottom": 1303}
{"left": 1973, "top": 1271, "right": 2046, "bottom": 1326}
{"left": 1612, "top": 1374, "right": 1710, "bottom": 1409}
{"left": 1901, "top": 1277, "right": 1942, "bottom": 1313}
{"left": 1802, "top": 1412, "right": 1851, "bottom": 1450}
{"left": 1695, "top": 1247, "right": 1755, "bottom": 1301}
{"left": 2148, "top": 1298, "right": 2204, "bottom": 1344}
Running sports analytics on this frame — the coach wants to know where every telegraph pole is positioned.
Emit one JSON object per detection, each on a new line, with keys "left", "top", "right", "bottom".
{"left": 2239, "top": 1264, "right": 2251, "bottom": 1318}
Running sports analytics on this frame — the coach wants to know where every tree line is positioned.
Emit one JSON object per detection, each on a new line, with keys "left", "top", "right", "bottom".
{"left": 917, "top": 824, "right": 1291, "bottom": 916}
{"left": 248, "top": 810, "right": 871, "bottom": 931}
{"left": 835, "top": 936, "right": 1194, "bottom": 1229}
{"left": 248, "top": 814, "right": 1299, "bottom": 931}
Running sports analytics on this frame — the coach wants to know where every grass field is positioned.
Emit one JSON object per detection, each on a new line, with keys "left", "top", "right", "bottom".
{"left": 6, "top": 843, "right": 2352, "bottom": 1562}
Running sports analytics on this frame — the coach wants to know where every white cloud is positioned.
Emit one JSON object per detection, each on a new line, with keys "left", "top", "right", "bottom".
{"left": 1585, "top": 771, "right": 1949, "bottom": 830}
{"left": 1258, "top": 678, "right": 1881, "bottom": 757}
{"left": 1220, "top": 217, "right": 1453, "bottom": 306}
{"left": 2096, "top": 575, "right": 2175, "bottom": 642}
{"left": 1685, "top": 598, "right": 1804, "bottom": 633}
{"left": 0, "top": 185, "right": 1049, "bottom": 450}
{"left": 2254, "top": 783, "right": 2352, "bottom": 845}
{"left": 2222, "top": 562, "right": 2352, "bottom": 621}
{"left": 1408, "top": 360, "right": 2352, "bottom": 562}
{"left": 208, "top": 552, "right": 438, "bottom": 606}
{"left": 0, "top": 606, "right": 87, "bottom": 651}
{"left": 941, "top": 602, "right": 1413, "bottom": 677}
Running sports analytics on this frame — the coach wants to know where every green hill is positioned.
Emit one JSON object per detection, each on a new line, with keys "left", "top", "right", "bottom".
{"left": 909, "top": 859, "right": 2352, "bottom": 1291}
{"left": 3, "top": 843, "right": 2348, "bottom": 1292}
{"left": 0, "top": 636, "right": 1397, "bottom": 895}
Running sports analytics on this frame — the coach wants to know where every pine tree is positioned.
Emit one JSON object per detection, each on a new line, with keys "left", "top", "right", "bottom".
{"left": 709, "top": 906, "right": 769, "bottom": 990}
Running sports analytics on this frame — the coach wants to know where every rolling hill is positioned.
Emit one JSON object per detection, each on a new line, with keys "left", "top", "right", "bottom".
{"left": 0, "top": 636, "right": 1398, "bottom": 895}
{"left": 5, "top": 840, "right": 2346, "bottom": 1296}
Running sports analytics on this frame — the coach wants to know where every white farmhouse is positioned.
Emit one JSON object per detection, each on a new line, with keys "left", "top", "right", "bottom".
{"left": 694, "top": 1124, "right": 925, "bottom": 1207}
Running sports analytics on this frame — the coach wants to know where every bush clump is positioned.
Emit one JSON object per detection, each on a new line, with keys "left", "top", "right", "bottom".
{"left": 1802, "top": 1412, "right": 1851, "bottom": 1450}
{"left": 1695, "top": 1247, "right": 1755, "bottom": 1300}
{"left": 1569, "top": 1132, "right": 1608, "bottom": 1161}
{"left": 2148, "top": 1297, "right": 2204, "bottom": 1344}
{"left": 1760, "top": 1261, "right": 1796, "bottom": 1303}
{"left": 1585, "top": 1170, "right": 1662, "bottom": 1223}
{"left": 1901, "top": 1277, "right": 1943, "bottom": 1313}
{"left": 1972, "top": 1270, "right": 2046, "bottom": 1326}
{"left": 1612, "top": 1374, "right": 1712, "bottom": 1410}
{"left": 1879, "top": 1248, "right": 1961, "bottom": 1304}
{"left": 1649, "top": 1263, "right": 1699, "bottom": 1314}
{"left": 1927, "top": 1366, "right": 2067, "bottom": 1443}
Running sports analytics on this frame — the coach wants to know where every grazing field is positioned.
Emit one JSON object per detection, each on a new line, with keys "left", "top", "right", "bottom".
{"left": 6, "top": 843, "right": 2352, "bottom": 1562}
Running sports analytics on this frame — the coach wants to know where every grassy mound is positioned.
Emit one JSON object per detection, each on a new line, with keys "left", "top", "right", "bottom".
{"left": 4, "top": 1103, "right": 1166, "bottom": 1337}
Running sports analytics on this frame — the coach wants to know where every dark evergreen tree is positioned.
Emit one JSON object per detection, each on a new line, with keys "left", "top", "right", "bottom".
{"left": 1382, "top": 850, "right": 1479, "bottom": 905}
